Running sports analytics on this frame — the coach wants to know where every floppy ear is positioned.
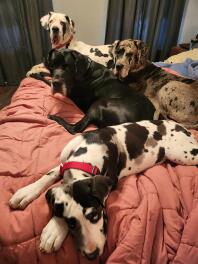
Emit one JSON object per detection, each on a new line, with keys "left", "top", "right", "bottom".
{"left": 45, "top": 188, "right": 64, "bottom": 217}
{"left": 44, "top": 48, "right": 57, "bottom": 68}
{"left": 65, "top": 15, "right": 76, "bottom": 34}
{"left": 91, "top": 175, "right": 114, "bottom": 204}
{"left": 135, "top": 40, "right": 148, "bottom": 65}
{"left": 71, "top": 51, "right": 91, "bottom": 79}
{"left": 40, "top": 12, "right": 52, "bottom": 30}
{"left": 72, "top": 176, "right": 113, "bottom": 207}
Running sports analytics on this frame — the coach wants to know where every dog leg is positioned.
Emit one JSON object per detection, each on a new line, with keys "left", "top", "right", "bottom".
{"left": 9, "top": 166, "right": 60, "bottom": 210}
{"left": 40, "top": 216, "right": 68, "bottom": 253}
{"left": 165, "top": 131, "right": 198, "bottom": 166}
{"left": 48, "top": 114, "right": 91, "bottom": 134}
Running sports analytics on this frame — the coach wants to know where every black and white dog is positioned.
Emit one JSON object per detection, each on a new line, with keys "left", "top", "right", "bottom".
{"left": 46, "top": 48, "right": 155, "bottom": 134}
{"left": 9, "top": 120, "right": 198, "bottom": 260}
{"left": 27, "top": 12, "right": 114, "bottom": 77}
{"left": 40, "top": 11, "right": 113, "bottom": 67}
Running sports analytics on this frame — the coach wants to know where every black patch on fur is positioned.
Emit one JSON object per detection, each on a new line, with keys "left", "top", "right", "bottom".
{"left": 156, "top": 147, "right": 165, "bottom": 163}
{"left": 73, "top": 147, "right": 87, "bottom": 156}
{"left": 83, "top": 127, "right": 116, "bottom": 145}
{"left": 124, "top": 123, "right": 149, "bottom": 160}
{"left": 53, "top": 203, "right": 64, "bottom": 217}
{"left": 68, "top": 150, "right": 74, "bottom": 159}
{"left": 190, "top": 101, "right": 195, "bottom": 106}
{"left": 45, "top": 189, "right": 54, "bottom": 205}
{"left": 175, "top": 124, "right": 191, "bottom": 137}
{"left": 106, "top": 59, "right": 115, "bottom": 69}
{"left": 61, "top": 21, "right": 66, "bottom": 36}
{"left": 83, "top": 127, "right": 125, "bottom": 184}
{"left": 90, "top": 48, "right": 109, "bottom": 57}
{"left": 45, "top": 189, "right": 64, "bottom": 217}
{"left": 153, "top": 131, "right": 162, "bottom": 141}
{"left": 190, "top": 149, "right": 198, "bottom": 156}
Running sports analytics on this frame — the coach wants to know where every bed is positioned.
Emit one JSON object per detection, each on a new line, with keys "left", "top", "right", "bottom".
{"left": 0, "top": 71, "right": 198, "bottom": 263}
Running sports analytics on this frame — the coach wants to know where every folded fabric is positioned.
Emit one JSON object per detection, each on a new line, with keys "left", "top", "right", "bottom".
{"left": 154, "top": 58, "right": 198, "bottom": 80}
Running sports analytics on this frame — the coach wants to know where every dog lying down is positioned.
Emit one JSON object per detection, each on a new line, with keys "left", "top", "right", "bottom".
{"left": 43, "top": 48, "right": 155, "bottom": 134}
{"left": 9, "top": 120, "right": 198, "bottom": 260}
{"left": 110, "top": 39, "right": 198, "bottom": 129}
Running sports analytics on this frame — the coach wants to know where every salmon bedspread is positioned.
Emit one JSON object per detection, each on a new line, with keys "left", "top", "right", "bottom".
{"left": 0, "top": 78, "right": 198, "bottom": 264}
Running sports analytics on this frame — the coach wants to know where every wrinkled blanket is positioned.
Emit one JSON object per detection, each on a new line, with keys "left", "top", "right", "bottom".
{"left": 154, "top": 59, "right": 198, "bottom": 80}
{"left": 0, "top": 78, "right": 198, "bottom": 264}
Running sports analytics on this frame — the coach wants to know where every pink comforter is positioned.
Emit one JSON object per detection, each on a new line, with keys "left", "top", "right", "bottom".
{"left": 0, "top": 78, "right": 197, "bottom": 264}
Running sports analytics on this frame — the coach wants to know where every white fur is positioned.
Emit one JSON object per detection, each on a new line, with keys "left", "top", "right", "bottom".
{"left": 9, "top": 120, "right": 198, "bottom": 257}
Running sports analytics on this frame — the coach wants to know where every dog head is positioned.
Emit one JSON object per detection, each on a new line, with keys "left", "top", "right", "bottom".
{"left": 46, "top": 175, "right": 113, "bottom": 260}
{"left": 45, "top": 49, "right": 91, "bottom": 96}
{"left": 40, "top": 12, "right": 75, "bottom": 48}
{"left": 111, "top": 39, "right": 148, "bottom": 79}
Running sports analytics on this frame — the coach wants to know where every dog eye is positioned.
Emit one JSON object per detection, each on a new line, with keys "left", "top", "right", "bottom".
{"left": 66, "top": 217, "right": 77, "bottom": 229}
{"left": 126, "top": 52, "right": 133, "bottom": 57}
{"left": 86, "top": 210, "right": 100, "bottom": 223}
{"left": 116, "top": 48, "right": 124, "bottom": 55}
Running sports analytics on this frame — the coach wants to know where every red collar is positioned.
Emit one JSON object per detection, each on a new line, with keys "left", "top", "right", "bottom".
{"left": 60, "top": 161, "right": 100, "bottom": 176}
{"left": 52, "top": 34, "right": 74, "bottom": 49}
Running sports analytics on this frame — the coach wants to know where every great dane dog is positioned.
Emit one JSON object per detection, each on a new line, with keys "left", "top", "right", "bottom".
{"left": 9, "top": 120, "right": 198, "bottom": 260}
{"left": 45, "top": 48, "right": 155, "bottom": 134}
{"left": 110, "top": 39, "right": 198, "bottom": 129}
{"left": 27, "top": 11, "right": 114, "bottom": 77}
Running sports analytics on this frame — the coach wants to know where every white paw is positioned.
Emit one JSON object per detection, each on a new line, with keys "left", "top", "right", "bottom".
{"left": 40, "top": 217, "right": 68, "bottom": 253}
{"left": 9, "top": 183, "right": 40, "bottom": 210}
{"left": 26, "top": 63, "right": 50, "bottom": 77}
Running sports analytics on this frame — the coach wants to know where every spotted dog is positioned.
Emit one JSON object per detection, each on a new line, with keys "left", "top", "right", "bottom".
{"left": 9, "top": 120, "right": 198, "bottom": 259}
{"left": 111, "top": 39, "right": 198, "bottom": 129}
{"left": 27, "top": 12, "right": 114, "bottom": 77}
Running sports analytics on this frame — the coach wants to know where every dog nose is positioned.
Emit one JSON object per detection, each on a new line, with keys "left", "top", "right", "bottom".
{"left": 116, "top": 63, "right": 124, "bottom": 70}
{"left": 52, "top": 27, "right": 59, "bottom": 32}
{"left": 52, "top": 81, "right": 62, "bottom": 91}
{"left": 83, "top": 247, "right": 99, "bottom": 260}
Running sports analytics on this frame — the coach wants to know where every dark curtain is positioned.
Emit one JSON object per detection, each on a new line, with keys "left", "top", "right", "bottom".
{"left": 0, "top": 0, "right": 53, "bottom": 86}
{"left": 105, "top": 0, "right": 186, "bottom": 61}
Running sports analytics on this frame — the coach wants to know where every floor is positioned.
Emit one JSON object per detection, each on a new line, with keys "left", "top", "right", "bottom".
{"left": 0, "top": 86, "right": 18, "bottom": 110}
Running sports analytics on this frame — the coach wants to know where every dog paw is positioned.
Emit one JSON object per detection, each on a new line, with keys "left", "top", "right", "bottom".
{"left": 9, "top": 183, "right": 40, "bottom": 210}
{"left": 40, "top": 216, "right": 68, "bottom": 253}
{"left": 26, "top": 63, "right": 50, "bottom": 77}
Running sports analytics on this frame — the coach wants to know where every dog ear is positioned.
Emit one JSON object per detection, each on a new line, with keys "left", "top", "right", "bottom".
{"left": 40, "top": 12, "right": 52, "bottom": 30}
{"left": 72, "top": 176, "right": 113, "bottom": 207}
{"left": 65, "top": 15, "right": 76, "bottom": 34}
{"left": 44, "top": 48, "right": 60, "bottom": 69}
{"left": 45, "top": 188, "right": 64, "bottom": 217}
{"left": 91, "top": 175, "right": 113, "bottom": 204}
{"left": 70, "top": 51, "right": 91, "bottom": 79}
{"left": 135, "top": 40, "right": 148, "bottom": 65}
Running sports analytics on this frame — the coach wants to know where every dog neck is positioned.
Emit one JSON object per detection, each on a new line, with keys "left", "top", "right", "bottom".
{"left": 127, "top": 61, "right": 159, "bottom": 81}
{"left": 60, "top": 161, "right": 100, "bottom": 177}
{"left": 52, "top": 34, "right": 75, "bottom": 49}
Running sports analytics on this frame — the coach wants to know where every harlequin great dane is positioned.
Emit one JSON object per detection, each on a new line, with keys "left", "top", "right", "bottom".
{"left": 111, "top": 39, "right": 198, "bottom": 129}
{"left": 27, "top": 12, "right": 114, "bottom": 77}
{"left": 9, "top": 120, "right": 198, "bottom": 260}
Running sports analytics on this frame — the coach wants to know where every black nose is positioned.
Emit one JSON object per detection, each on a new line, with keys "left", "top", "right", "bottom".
{"left": 52, "top": 27, "right": 59, "bottom": 32}
{"left": 83, "top": 247, "right": 99, "bottom": 260}
{"left": 116, "top": 63, "right": 124, "bottom": 70}
{"left": 52, "top": 81, "right": 62, "bottom": 91}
